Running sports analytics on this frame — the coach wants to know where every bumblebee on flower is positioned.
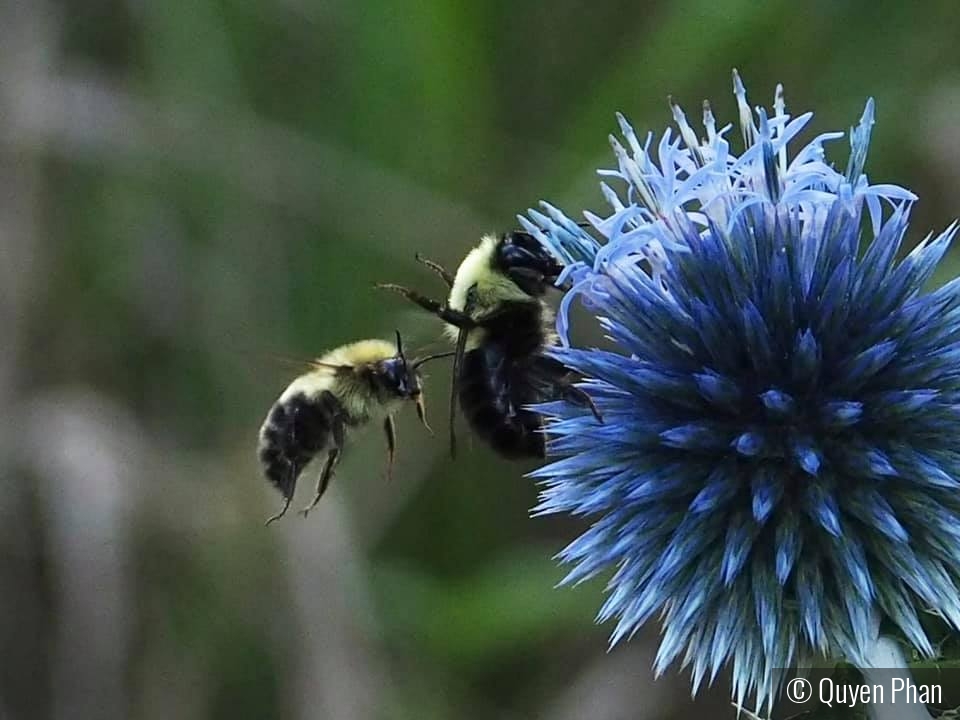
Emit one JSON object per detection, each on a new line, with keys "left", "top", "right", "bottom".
{"left": 522, "top": 70, "right": 960, "bottom": 714}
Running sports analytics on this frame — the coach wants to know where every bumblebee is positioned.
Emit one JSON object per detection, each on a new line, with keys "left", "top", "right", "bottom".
{"left": 378, "top": 232, "right": 601, "bottom": 460}
{"left": 258, "top": 331, "right": 451, "bottom": 524}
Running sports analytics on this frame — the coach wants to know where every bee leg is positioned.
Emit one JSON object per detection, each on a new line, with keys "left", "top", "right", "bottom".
{"left": 300, "top": 449, "right": 340, "bottom": 517}
{"left": 448, "top": 327, "right": 467, "bottom": 458}
{"left": 300, "top": 418, "right": 346, "bottom": 517}
{"left": 559, "top": 383, "right": 604, "bottom": 423}
{"left": 264, "top": 493, "right": 293, "bottom": 526}
{"left": 375, "top": 284, "right": 475, "bottom": 329}
{"left": 383, "top": 415, "right": 396, "bottom": 482}
{"left": 265, "top": 458, "right": 300, "bottom": 526}
{"left": 531, "top": 355, "right": 604, "bottom": 423}
{"left": 414, "top": 253, "right": 455, "bottom": 287}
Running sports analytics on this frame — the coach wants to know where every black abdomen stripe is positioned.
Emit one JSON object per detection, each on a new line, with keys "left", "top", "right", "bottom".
{"left": 259, "top": 390, "right": 342, "bottom": 499}
{"left": 480, "top": 300, "right": 547, "bottom": 357}
{"left": 459, "top": 345, "right": 545, "bottom": 459}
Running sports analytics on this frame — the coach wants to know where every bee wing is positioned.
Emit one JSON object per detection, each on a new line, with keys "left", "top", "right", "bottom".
{"left": 309, "top": 362, "right": 353, "bottom": 371}
{"left": 263, "top": 352, "right": 352, "bottom": 374}
{"left": 262, "top": 352, "right": 317, "bottom": 371}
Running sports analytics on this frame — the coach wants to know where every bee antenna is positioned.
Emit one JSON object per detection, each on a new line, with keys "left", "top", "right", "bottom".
{"left": 411, "top": 351, "right": 456, "bottom": 370}
{"left": 395, "top": 329, "right": 409, "bottom": 369}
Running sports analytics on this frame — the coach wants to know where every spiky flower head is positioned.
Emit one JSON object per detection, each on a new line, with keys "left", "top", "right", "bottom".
{"left": 520, "top": 70, "right": 960, "bottom": 712}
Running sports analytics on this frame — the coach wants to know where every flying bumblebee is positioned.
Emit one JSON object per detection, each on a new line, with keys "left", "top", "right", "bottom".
{"left": 378, "top": 231, "right": 601, "bottom": 460}
{"left": 258, "top": 331, "right": 452, "bottom": 524}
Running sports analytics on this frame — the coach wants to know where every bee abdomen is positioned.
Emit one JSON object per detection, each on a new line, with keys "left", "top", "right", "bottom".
{"left": 459, "top": 346, "right": 545, "bottom": 459}
{"left": 258, "top": 390, "right": 341, "bottom": 499}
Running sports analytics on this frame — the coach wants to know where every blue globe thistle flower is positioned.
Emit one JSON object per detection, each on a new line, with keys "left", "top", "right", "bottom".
{"left": 520, "top": 71, "right": 960, "bottom": 712}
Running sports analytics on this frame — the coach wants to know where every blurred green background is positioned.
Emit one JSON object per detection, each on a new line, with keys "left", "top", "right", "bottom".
{"left": 3, "top": 2, "right": 960, "bottom": 719}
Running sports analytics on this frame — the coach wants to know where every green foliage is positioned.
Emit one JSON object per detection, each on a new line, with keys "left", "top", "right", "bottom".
{"left": 372, "top": 548, "right": 601, "bottom": 669}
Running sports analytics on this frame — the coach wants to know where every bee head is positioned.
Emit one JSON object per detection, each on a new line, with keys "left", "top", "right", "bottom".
{"left": 495, "top": 231, "right": 564, "bottom": 296}
{"left": 378, "top": 331, "right": 455, "bottom": 431}
{"left": 378, "top": 330, "right": 423, "bottom": 400}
